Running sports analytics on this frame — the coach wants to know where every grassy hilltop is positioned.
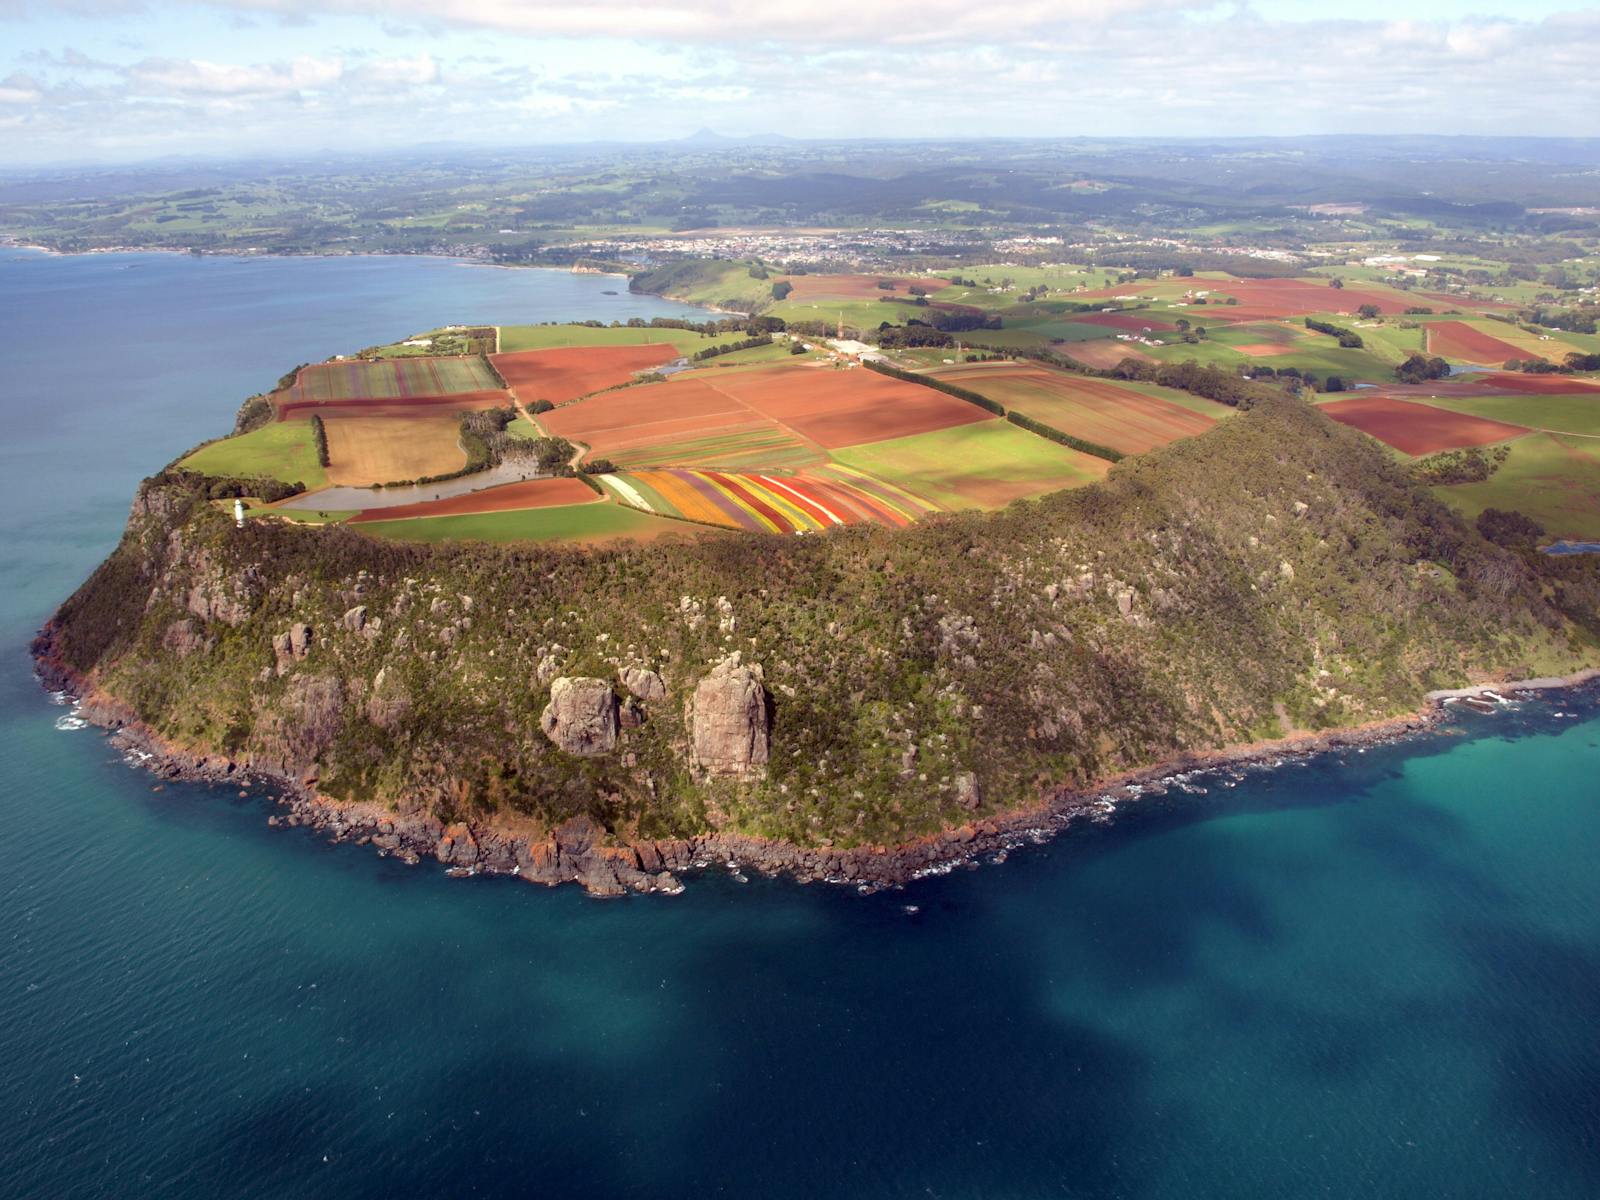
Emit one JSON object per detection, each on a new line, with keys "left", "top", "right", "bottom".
{"left": 45, "top": 397, "right": 1599, "bottom": 853}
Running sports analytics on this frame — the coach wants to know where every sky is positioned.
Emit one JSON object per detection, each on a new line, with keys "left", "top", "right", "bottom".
{"left": 1, "top": 0, "right": 1598, "bottom": 165}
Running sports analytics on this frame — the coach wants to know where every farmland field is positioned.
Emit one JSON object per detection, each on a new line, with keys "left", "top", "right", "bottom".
{"left": 927, "top": 362, "right": 1220, "bottom": 453}
{"left": 282, "top": 356, "right": 500, "bottom": 404}
{"left": 1067, "top": 340, "right": 1155, "bottom": 369}
{"left": 1071, "top": 311, "right": 1179, "bottom": 334}
{"left": 275, "top": 389, "right": 510, "bottom": 420}
{"left": 346, "top": 476, "right": 598, "bottom": 523}
{"left": 1320, "top": 396, "right": 1529, "bottom": 455}
{"left": 181, "top": 421, "right": 326, "bottom": 488}
{"left": 491, "top": 343, "right": 681, "bottom": 407}
{"left": 1405, "top": 392, "right": 1600, "bottom": 437}
{"left": 1437, "top": 432, "right": 1600, "bottom": 540}
{"left": 774, "top": 274, "right": 952, "bottom": 302}
{"left": 322, "top": 415, "right": 466, "bottom": 485}
{"left": 1425, "top": 321, "right": 1527, "bottom": 365}
{"left": 354, "top": 500, "right": 692, "bottom": 545}
{"left": 1471, "top": 372, "right": 1600, "bottom": 394}
{"left": 832, "top": 419, "right": 1110, "bottom": 509}
{"left": 618, "top": 467, "right": 935, "bottom": 533}
{"left": 496, "top": 324, "right": 713, "bottom": 353}
{"left": 539, "top": 364, "right": 990, "bottom": 460}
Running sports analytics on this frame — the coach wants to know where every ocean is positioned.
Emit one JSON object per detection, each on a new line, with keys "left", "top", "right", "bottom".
{"left": 3, "top": 248, "right": 1598, "bottom": 1199}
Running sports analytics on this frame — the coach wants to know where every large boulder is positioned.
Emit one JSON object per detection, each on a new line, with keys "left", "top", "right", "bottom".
{"left": 619, "top": 665, "right": 667, "bottom": 702}
{"left": 539, "top": 677, "right": 618, "bottom": 757}
{"left": 689, "top": 654, "right": 770, "bottom": 778}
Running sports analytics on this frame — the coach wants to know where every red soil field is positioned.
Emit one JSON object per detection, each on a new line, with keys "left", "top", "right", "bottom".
{"left": 717, "top": 365, "right": 990, "bottom": 449}
{"left": 539, "top": 377, "right": 755, "bottom": 455}
{"left": 1321, "top": 396, "right": 1529, "bottom": 455}
{"left": 347, "top": 477, "right": 598, "bottom": 523}
{"left": 1072, "top": 312, "right": 1179, "bottom": 333}
{"left": 775, "top": 274, "right": 951, "bottom": 301}
{"left": 276, "top": 390, "right": 510, "bottom": 421}
{"left": 540, "top": 365, "right": 988, "bottom": 456}
{"left": 1235, "top": 343, "right": 1297, "bottom": 358}
{"left": 1476, "top": 372, "right": 1600, "bottom": 394}
{"left": 490, "top": 344, "right": 682, "bottom": 407}
{"left": 1425, "top": 322, "right": 1525, "bottom": 365}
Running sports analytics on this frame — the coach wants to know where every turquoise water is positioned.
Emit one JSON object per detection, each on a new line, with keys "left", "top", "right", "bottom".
{"left": 3, "top": 250, "right": 1599, "bottom": 1199}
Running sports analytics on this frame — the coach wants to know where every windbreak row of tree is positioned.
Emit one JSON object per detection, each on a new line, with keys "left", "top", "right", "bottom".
{"left": 310, "top": 415, "right": 330, "bottom": 468}
{"left": 692, "top": 334, "right": 773, "bottom": 361}
{"left": 1305, "top": 317, "right": 1364, "bottom": 348}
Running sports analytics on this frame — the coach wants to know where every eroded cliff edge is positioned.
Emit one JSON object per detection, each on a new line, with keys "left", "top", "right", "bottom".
{"left": 35, "top": 398, "right": 1600, "bottom": 892}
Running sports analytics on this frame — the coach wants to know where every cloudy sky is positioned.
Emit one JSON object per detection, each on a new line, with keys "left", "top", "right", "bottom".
{"left": 2, "top": 0, "right": 1597, "bottom": 164}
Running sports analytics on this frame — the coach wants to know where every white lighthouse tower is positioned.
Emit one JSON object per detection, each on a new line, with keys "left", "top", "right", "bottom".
{"left": 234, "top": 499, "right": 246, "bottom": 528}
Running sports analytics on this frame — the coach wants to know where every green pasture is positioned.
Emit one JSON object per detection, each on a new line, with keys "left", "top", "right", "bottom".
{"left": 832, "top": 418, "right": 1108, "bottom": 511}
{"left": 497, "top": 324, "right": 715, "bottom": 353}
{"left": 354, "top": 500, "right": 689, "bottom": 544}
{"left": 181, "top": 422, "right": 327, "bottom": 489}
{"left": 1410, "top": 393, "right": 1600, "bottom": 438}
{"left": 1437, "top": 432, "right": 1600, "bottom": 540}
{"left": 1142, "top": 336, "right": 1395, "bottom": 384}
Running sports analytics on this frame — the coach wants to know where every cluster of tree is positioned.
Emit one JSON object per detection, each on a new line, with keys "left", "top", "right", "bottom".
{"left": 1396, "top": 354, "right": 1452, "bottom": 384}
{"left": 233, "top": 395, "right": 274, "bottom": 435}
{"left": 310, "top": 415, "right": 330, "bottom": 469}
{"left": 148, "top": 468, "right": 305, "bottom": 505}
{"left": 1242, "top": 364, "right": 1345, "bottom": 391}
{"left": 927, "top": 310, "right": 1003, "bottom": 333}
{"left": 1526, "top": 307, "right": 1599, "bottom": 335}
{"left": 1503, "top": 352, "right": 1600, "bottom": 375}
{"left": 692, "top": 334, "right": 773, "bottom": 361}
{"left": 1103, "top": 357, "right": 1279, "bottom": 408}
{"left": 875, "top": 324, "right": 953, "bottom": 348}
{"left": 1410, "top": 445, "right": 1510, "bottom": 486}
{"left": 771, "top": 281, "right": 793, "bottom": 301}
{"left": 1305, "top": 317, "right": 1364, "bottom": 348}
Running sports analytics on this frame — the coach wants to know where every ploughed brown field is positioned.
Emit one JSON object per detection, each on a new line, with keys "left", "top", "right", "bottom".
{"left": 774, "top": 274, "right": 951, "bottom": 301}
{"left": 1476, "top": 372, "right": 1600, "bottom": 394}
{"left": 538, "top": 365, "right": 989, "bottom": 457}
{"left": 1320, "top": 396, "right": 1529, "bottom": 455}
{"left": 1072, "top": 312, "right": 1179, "bottom": 333}
{"left": 347, "top": 476, "right": 598, "bottom": 523}
{"left": 927, "top": 362, "right": 1218, "bottom": 454}
{"left": 276, "top": 390, "right": 510, "bottom": 421}
{"left": 490, "top": 344, "right": 682, "bottom": 407}
{"left": 323, "top": 415, "right": 467, "bottom": 485}
{"left": 1068, "top": 341, "right": 1155, "bottom": 369}
{"left": 1425, "top": 322, "right": 1525, "bottom": 365}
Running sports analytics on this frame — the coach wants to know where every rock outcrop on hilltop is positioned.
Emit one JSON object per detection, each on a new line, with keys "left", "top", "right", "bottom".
{"left": 540, "top": 677, "right": 619, "bottom": 757}
{"left": 689, "top": 654, "right": 770, "bottom": 778}
{"left": 35, "top": 396, "right": 1600, "bottom": 893}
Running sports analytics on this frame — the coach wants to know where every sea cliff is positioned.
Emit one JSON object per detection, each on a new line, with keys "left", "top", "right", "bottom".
{"left": 36, "top": 397, "right": 1600, "bottom": 892}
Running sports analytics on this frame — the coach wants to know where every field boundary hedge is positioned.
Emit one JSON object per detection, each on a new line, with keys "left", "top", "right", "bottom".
{"left": 863, "top": 359, "right": 1003, "bottom": 414}
{"left": 310, "top": 414, "right": 330, "bottom": 468}
{"left": 1004, "top": 412, "right": 1124, "bottom": 463}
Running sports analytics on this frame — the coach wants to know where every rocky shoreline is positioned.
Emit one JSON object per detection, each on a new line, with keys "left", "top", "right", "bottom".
{"left": 45, "top": 631, "right": 1589, "bottom": 898}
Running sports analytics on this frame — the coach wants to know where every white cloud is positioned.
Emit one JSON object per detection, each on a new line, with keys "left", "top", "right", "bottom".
{"left": 350, "top": 53, "right": 437, "bottom": 87}
{"left": 128, "top": 54, "right": 343, "bottom": 95}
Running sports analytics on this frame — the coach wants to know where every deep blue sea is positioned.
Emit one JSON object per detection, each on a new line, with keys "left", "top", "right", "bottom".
{"left": 3, "top": 248, "right": 1599, "bottom": 1199}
